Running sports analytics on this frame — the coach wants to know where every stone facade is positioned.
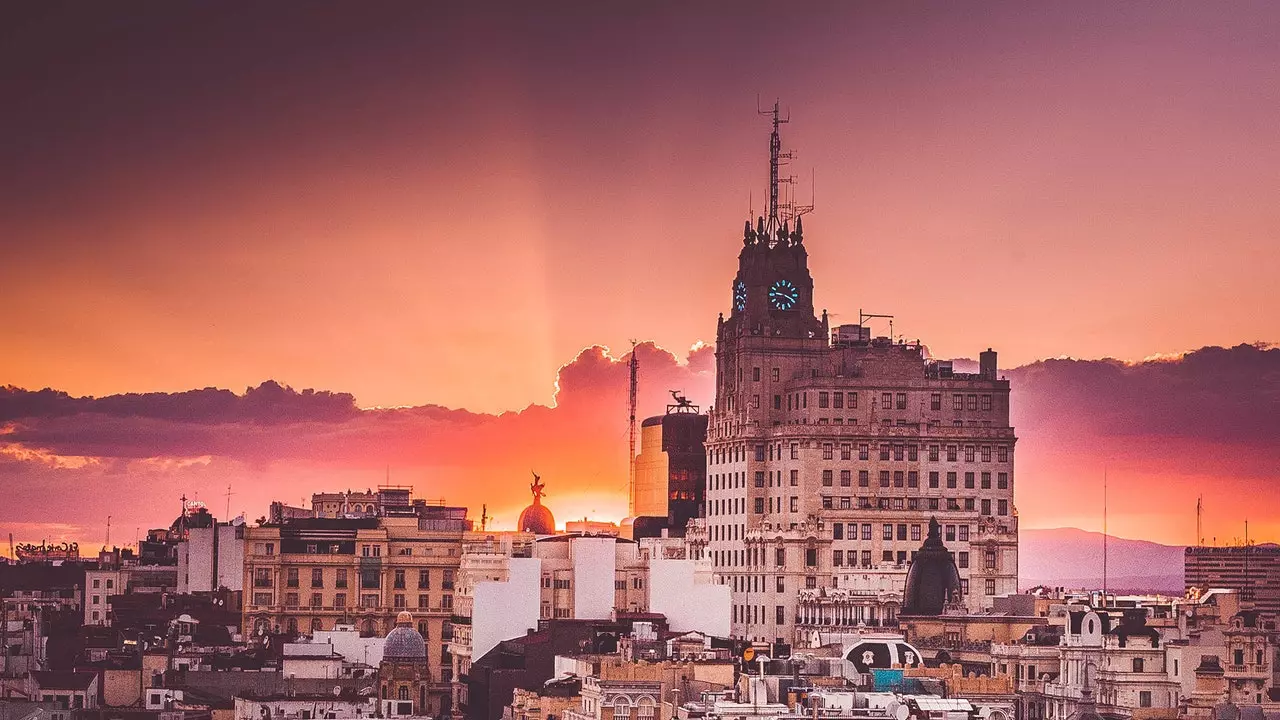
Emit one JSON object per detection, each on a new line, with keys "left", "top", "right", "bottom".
{"left": 704, "top": 163, "right": 1018, "bottom": 643}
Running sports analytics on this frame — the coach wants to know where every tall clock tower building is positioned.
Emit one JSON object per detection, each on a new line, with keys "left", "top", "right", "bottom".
{"left": 699, "top": 109, "right": 1019, "bottom": 645}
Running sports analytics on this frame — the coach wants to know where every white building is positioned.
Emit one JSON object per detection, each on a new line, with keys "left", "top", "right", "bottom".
{"left": 449, "top": 531, "right": 731, "bottom": 715}
{"left": 178, "top": 516, "right": 245, "bottom": 593}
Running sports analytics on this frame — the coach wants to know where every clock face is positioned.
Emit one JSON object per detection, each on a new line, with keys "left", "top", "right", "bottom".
{"left": 733, "top": 280, "right": 747, "bottom": 312}
{"left": 769, "top": 279, "right": 800, "bottom": 310}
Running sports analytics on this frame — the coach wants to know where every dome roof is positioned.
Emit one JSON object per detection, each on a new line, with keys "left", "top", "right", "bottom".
{"left": 901, "top": 517, "right": 962, "bottom": 616}
{"left": 519, "top": 498, "right": 555, "bottom": 535}
{"left": 383, "top": 612, "right": 426, "bottom": 659}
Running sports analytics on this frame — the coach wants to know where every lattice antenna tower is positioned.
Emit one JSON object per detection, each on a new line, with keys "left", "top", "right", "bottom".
{"left": 627, "top": 340, "right": 639, "bottom": 517}
{"left": 757, "top": 99, "right": 814, "bottom": 237}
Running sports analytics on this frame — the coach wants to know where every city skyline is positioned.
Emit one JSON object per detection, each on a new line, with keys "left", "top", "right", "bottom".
{"left": 3, "top": 3, "right": 1279, "bottom": 552}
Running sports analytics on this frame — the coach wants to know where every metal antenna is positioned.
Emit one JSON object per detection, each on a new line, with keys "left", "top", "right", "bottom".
{"left": 758, "top": 99, "right": 790, "bottom": 236}
{"left": 225, "top": 484, "right": 235, "bottom": 520}
{"left": 1102, "top": 468, "right": 1108, "bottom": 608}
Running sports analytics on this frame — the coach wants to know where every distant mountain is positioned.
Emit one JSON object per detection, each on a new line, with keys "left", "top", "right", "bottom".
{"left": 1019, "top": 527, "right": 1185, "bottom": 594}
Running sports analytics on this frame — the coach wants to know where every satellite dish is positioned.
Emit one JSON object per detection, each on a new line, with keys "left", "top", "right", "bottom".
{"left": 895, "top": 706, "right": 910, "bottom": 720}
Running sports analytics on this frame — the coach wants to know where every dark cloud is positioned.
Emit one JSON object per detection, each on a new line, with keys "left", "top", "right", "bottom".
{"left": 1, "top": 342, "right": 1274, "bottom": 546}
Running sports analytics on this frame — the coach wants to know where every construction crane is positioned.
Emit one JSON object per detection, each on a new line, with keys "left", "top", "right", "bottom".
{"left": 628, "top": 340, "right": 639, "bottom": 517}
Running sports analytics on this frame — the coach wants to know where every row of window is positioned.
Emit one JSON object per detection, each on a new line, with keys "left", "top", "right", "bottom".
{"left": 711, "top": 442, "right": 1011, "bottom": 465}
{"left": 821, "top": 496, "right": 1009, "bottom": 515}
{"left": 254, "top": 567, "right": 455, "bottom": 590}
{"left": 264, "top": 591, "right": 455, "bottom": 611}
{"left": 710, "top": 468, "right": 1011, "bottom": 493}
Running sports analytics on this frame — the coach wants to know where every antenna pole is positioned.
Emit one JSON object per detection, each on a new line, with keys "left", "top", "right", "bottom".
{"left": 1102, "top": 469, "right": 1108, "bottom": 608}
{"left": 106, "top": 516, "right": 111, "bottom": 548}
{"left": 1196, "top": 495, "right": 1202, "bottom": 547}
{"left": 225, "top": 484, "right": 235, "bottom": 520}
{"left": 628, "top": 340, "right": 639, "bottom": 517}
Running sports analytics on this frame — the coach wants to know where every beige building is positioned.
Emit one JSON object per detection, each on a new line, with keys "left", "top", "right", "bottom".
{"left": 242, "top": 506, "right": 471, "bottom": 703}
{"left": 703, "top": 117, "right": 1017, "bottom": 645}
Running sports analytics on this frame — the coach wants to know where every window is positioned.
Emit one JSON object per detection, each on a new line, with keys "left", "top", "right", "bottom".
{"left": 964, "top": 497, "right": 975, "bottom": 511}
{"left": 840, "top": 496, "right": 852, "bottom": 509}
{"left": 982, "top": 394, "right": 993, "bottom": 411}
{"left": 335, "top": 568, "right": 348, "bottom": 588}
{"left": 881, "top": 392, "right": 892, "bottom": 408}
{"left": 822, "top": 496, "right": 832, "bottom": 509}
{"left": 985, "top": 578, "right": 996, "bottom": 595}
{"left": 879, "top": 470, "right": 890, "bottom": 487}
{"left": 947, "top": 471, "right": 957, "bottom": 488}
{"left": 755, "top": 471, "right": 766, "bottom": 487}
{"left": 953, "top": 394, "right": 963, "bottom": 410}
{"left": 833, "top": 392, "right": 844, "bottom": 409}
{"left": 771, "top": 368, "right": 780, "bottom": 382}
{"left": 848, "top": 392, "right": 858, "bottom": 408}
{"left": 790, "top": 443, "right": 799, "bottom": 460}
{"left": 285, "top": 592, "right": 299, "bottom": 607}
{"left": 931, "top": 393, "right": 941, "bottom": 410}
{"left": 311, "top": 592, "right": 323, "bottom": 608}
{"left": 894, "top": 471, "right": 904, "bottom": 487}
{"left": 959, "top": 525, "right": 970, "bottom": 541}
{"left": 929, "top": 471, "right": 939, "bottom": 488}
{"left": 883, "top": 524, "right": 893, "bottom": 541}
{"left": 897, "top": 524, "right": 908, "bottom": 540}
{"left": 981, "top": 445, "right": 993, "bottom": 462}
{"left": 965, "top": 472, "right": 975, "bottom": 489}
{"left": 859, "top": 444, "right": 869, "bottom": 460}
{"left": 893, "top": 444, "right": 904, "bottom": 461}
{"left": 310, "top": 568, "right": 323, "bottom": 588}
{"left": 998, "top": 472, "right": 1009, "bottom": 489}
{"left": 790, "top": 469, "right": 798, "bottom": 486}
{"left": 840, "top": 443, "right": 852, "bottom": 460}
{"left": 394, "top": 569, "right": 406, "bottom": 589}
{"left": 822, "top": 443, "right": 834, "bottom": 460}
{"left": 945, "top": 525, "right": 956, "bottom": 541}
{"left": 253, "top": 592, "right": 272, "bottom": 606}
{"left": 833, "top": 523, "right": 844, "bottom": 540}
{"left": 790, "top": 496, "right": 798, "bottom": 512}
{"left": 775, "top": 547, "right": 786, "bottom": 566}
{"left": 776, "top": 575, "right": 785, "bottom": 592}
{"left": 907, "top": 471, "right": 919, "bottom": 488}
{"left": 879, "top": 444, "right": 891, "bottom": 461}
{"left": 1132, "top": 658, "right": 1145, "bottom": 672}
{"left": 1139, "top": 692, "right": 1152, "bottom": 708}
{"left": 896, "top": 392, "right": 907, "bottom": 409}
{"left": 286, "top": 568, "right": 299, "bottom": 588}
{"left": 947, "top": 445, "right": 958, "bottom": 462}
{"left": 985, "top": 550, "right": 997, "bottom": 569}
{"left": 883, "top": 550, "right": 894, "bottom": 562}
{"left": 833, "top": 550, "right": 843, "bottom": 566}
{"left": 92, "top": 578, "right": 100, "bottom": 589}
{"left": 393, "top": 594, "right": 406, "bottom": 608}
{"left": 859, "top": 470, "right": 870, "bottom": 487}
{"left": 773, "top": 394, "right": 782, "bottom": 409}
{"left": 254, "top": 568, "right": 273, "bottom": 588}
{"left": 818, "top": 391, "right": 829, "bottom": 408}
{"left": 755, "top": 444, "right": 766, "bottom": 461}
{"left": 840, "top": 470, "right": 851, "bottom": 487}
{"left": 998, "top": 499, "right": 1009, "bottom": 515}
{"left": 753, "top": 367, "right": 761, "bottom": 382}
{"left": 418, "top": 570, "right": 430, "bottom": 589}
{"left": 982, "top": 499, "right": 992, "bottom": 515}
{"left": 958, "top": 551, "right": 969, "bottom": 568}
{"left": 981, "top": 472, "right": 992, "bottom": 489}
{"left": 805, "top": 548, "right": 817, "bottom": 567}
{"left": 822, "top": 470, "right": 833, "bottom": 486}
{"left": 967, "top": 394, "right": 978, "bottom": 411}
{"left": 998, "top": 446, "right": 1009, "bottom": 463}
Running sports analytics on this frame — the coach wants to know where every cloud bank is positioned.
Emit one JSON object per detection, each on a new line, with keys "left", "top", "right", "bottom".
{"left": 1, "top": 342, "right": 1275, "bottom": 548}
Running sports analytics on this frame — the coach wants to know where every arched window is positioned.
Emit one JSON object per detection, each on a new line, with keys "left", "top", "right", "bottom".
{"left": 637, "top": 697, "right": 656, "bottom": 720}
{"left": 310, "top": 618, "right": 322, "bottom": 633}
{"left": 286, "top": 617, "right": 298, "bottom": 635}
{"left": 612, "top": 696, "right": 632, "bottom": 720}
{"left": 398, "top": 686, "right": 410, "bottom": 701}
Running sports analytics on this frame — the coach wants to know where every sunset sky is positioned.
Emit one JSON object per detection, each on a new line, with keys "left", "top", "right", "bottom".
{"left": 2, "top": 3, "right": 1278, "bottom": 552}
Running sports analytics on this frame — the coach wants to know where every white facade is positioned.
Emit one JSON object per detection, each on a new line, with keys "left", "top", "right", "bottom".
{"left": 312, "top": 625, "right": 387, "bottom": 668}
{"left": 571, "top": 537, "right": 618, "bottom": 621}
{"left": 178, "top": 519, "right": 245, "bottom": 593}
{"left": 647, "top": 559, "right": 730, "bottom": 637}
{"left": 84, "top": 568, "right": 125, "bottom": 626}
{"left": 471, "top": 557, "right": 542, "bottom": 663}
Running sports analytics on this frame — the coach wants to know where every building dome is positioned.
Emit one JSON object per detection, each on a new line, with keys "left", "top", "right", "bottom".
{"left": 518, "top": 472, "right": 555, "bottom": 534}
{"left": 383, "top": 611, "right": 426, "bottom": 660}
{"left": 518, "top": 500, "right": 555, "bottom": 535}
{"left": 901, "top": 517, "right": 963, "bottom": 616}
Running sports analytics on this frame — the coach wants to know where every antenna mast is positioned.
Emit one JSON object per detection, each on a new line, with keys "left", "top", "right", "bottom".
{"left": 1102, "top": 469, "right": 1108, "bottom": 608}
{"left": 225, "top": 484, "right": 235, "bottom": 520}
{"left": 627, "top": 340, "right": 639, "bottom": 517}
{"left": 1196, "top": 495, "right": 1202, "bottom": 547}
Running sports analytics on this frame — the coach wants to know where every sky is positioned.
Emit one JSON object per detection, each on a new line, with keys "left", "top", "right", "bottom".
{"left": 1, "top": 3, "right": 1278, "bottom": 551}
